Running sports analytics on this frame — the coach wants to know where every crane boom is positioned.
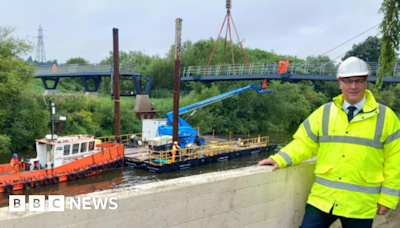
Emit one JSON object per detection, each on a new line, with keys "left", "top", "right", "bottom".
{"left": 159, "top": 83, "right": 271, "bottom": 147}
{"left": 166, "top": 83, "right": 270, "bottom": 124}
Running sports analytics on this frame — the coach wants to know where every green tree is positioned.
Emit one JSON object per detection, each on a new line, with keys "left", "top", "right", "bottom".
{"left": 0, "top": 27, "right": 48, "bottom": 153}
{"left": 100, "top": 50, "right": 155, "bottom": 93}
{"left": 30, "top": 59, "right": 58, "bottom": 66}
{"left": 0, "top": 27, "right": 34, "bottom": 128}
{"left": 51, "top": 95, "right": 141, "bottom": 137}
{"left": 342, "top": 36, "right": 381, "bottom": 62}
{"left": 66, "top": 57, "right": 89, "bottom": 64}
{"left": 59, "top": 57, "right": 90, "bottom": 91}
{"left": 376, "top": 0, "right": 400, "bottom": 93}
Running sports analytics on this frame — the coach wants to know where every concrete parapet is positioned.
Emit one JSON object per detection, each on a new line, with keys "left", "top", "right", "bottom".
{"left": 43, "top": 89, "right": 56, "bottom": 96}
{"left": 0, "top": 161, "right": 399, "bottom": 227}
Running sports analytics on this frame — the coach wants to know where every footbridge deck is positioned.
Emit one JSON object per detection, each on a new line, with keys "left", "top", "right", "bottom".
{"left": 35, "top": 64, "right": 152, "bottom": 94}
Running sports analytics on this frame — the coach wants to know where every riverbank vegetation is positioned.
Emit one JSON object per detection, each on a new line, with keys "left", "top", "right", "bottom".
{"left": 1, "top": 26, "right": 400, "bottom": 154}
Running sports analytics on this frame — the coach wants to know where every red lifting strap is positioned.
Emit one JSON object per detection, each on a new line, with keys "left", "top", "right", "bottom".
{"left": 204, "top": 9, "right": 251, "bottom": 76}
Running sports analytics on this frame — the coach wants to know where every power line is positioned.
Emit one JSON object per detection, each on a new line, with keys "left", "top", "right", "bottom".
{"left": 298, "top": 24, "right": 380, "bottom": 72}
{"left": 319, "top": 23, "right": 380, "bottom": 57}
{"left": 305, "top": 34, "right": 379, "bottom": 74}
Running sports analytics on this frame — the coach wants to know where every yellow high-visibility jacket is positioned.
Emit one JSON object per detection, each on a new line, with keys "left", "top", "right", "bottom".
{"left": 270, "top": 89, "right": 400, "bottom": 219}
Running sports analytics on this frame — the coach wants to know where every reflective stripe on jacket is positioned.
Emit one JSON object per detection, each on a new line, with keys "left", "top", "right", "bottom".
{"left": 270, "top": 89, "right": 400, "bottom": 219}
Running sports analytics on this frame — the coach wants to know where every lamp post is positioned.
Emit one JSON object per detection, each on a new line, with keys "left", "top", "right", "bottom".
{"left": 49, "top": 99, "right": 66, "bottom": 141}
{"left": 50, "top": 99, "right": 55, "bottom": 141}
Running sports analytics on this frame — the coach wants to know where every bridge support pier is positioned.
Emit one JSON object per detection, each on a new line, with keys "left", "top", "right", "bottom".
{"left": 85, "top": 91, "right": 98, "bottom": 98}
{"left": 134, "top": 94, "right": 157, "bottom": 122}
{"left": 44, "top": 89, "right": 57, "bottom": 96}
{"left": 136, "top": 111, "right": 158, "bottom": 122}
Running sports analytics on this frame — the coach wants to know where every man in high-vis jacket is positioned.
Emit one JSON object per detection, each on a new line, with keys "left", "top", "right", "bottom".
{"left": 278, "top": 59, "right": 285, "bottom": 74}
{"left": 171, "top": 141, "right": 180, "bottom": 162}
{"left": 258, "top": 56, "right": 400, "bottom": 228}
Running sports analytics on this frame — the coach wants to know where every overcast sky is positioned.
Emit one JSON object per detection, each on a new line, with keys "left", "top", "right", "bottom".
{"left": 2, "top": 0, "right": 384, "bottom": 64}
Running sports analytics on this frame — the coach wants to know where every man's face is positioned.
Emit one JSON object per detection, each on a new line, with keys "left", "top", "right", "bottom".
{"left": 339, "top": 76, "right": 367, "bottom": 105}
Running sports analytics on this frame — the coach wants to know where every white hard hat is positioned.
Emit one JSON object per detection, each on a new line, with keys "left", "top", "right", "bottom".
{"left": 337, "top": 56, "right": 369, "bottom": 79}
{"left": 174, "top": 141, "right": 178, "bottom": 144}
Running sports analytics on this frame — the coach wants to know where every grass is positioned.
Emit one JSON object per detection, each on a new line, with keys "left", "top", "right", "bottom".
{"left": 28, "top": 79, "right": 47, "bottom": 95}
{"left": 28, "top": 79, "right": 82, "bottom": 95}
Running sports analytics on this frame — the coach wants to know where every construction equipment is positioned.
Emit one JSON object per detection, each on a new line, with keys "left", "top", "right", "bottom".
{"left": 128, "top": 134, "right": 143, "bottom": 148}
{"left": 158, "top": 83, "right": 271, "bottom": 148}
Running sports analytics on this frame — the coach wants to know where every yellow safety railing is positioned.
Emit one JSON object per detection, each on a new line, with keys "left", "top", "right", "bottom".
{"left": 134, "top": 136, "right": 269, "bottom": 166}
{"left": 97, "top": 133, "right": 143, "bottom": 144}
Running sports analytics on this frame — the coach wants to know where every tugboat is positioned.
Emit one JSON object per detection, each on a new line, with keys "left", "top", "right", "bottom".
{"left": 0, "top": 100, "right": 124, "bottom": 193}
{"left": 0, "top": 134, "right": 123, "bottom": 193}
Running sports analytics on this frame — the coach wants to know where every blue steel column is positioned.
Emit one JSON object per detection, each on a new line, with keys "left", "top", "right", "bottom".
{"left": 80, "top": 76, "right": 102, "bottom": 92}
{"left": 80, "top": 76, "right": 89, "bottom": 91}
{"left": 41, "top": 77, "right": 59, "bottom": 89}
{"left": 132, "top": 77, "right": 153, "bottom": 94}
{"left": 143, "top": 77, "right": 152, "bottom": 94}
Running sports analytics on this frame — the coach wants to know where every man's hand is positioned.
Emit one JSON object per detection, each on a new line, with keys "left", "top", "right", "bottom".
{"left": 257, "top": 158, "right": 279, "bottom": 171}
{"left": 377, "top": 203, "right": 390, "bottom": 215}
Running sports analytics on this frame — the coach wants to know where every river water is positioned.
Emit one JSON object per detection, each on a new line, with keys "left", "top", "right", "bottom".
{"left": 0, "top": 129, "right": 297, "bottom": 206}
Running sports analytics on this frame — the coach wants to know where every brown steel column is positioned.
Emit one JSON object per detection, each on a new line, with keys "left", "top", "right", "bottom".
{"left": 113, "top": 28, "right": 121, "bottom": 143}
{"left": 173, "top": 18, "right": 182, "bottom": 143}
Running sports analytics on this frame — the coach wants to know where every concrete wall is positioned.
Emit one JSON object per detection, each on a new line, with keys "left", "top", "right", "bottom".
{"left": 1, "top": 161, "right": 399, "bottom": 228}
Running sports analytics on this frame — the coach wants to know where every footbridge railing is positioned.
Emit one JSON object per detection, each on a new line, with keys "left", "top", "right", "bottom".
{"left": 35, "top": 64, "right": 139, "bottom": 75}
{"left": 182, "top": 62, "right": 400, "bottom": 77}
{"left": 35, "top": 62, "right": 400, "bottom": 78}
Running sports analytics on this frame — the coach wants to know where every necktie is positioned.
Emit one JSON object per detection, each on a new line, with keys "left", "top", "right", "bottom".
{"left": 347, "top": 106, "right": 357, "bottom": 122}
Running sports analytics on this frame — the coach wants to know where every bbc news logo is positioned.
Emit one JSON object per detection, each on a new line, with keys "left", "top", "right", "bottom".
{"left": 9, "top": 195, "right": 118, "bottom": 212}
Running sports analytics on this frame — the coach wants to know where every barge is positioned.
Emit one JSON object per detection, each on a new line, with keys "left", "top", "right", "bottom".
{"left": 124, "top": 135, "right": 278, "bottom": 173}
{"left": 122, "top": 83, "right": 276, "bottom": 173}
